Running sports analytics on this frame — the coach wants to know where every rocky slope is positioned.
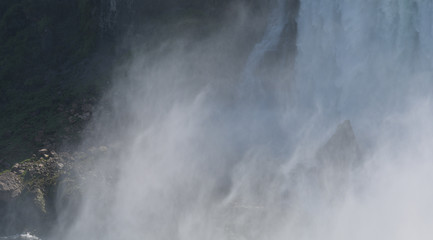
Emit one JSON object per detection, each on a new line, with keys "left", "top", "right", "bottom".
{"left": 0, "top": 146, "right": 113, "bottom": 236}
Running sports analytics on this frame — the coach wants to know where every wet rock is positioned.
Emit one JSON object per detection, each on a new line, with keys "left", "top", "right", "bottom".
{"left": 1, "top": 149, "right": 67, "bottom": 208}
{"left": 81, "top": 103, "right": 93, "bottom": 112}
{"left": 68, "top": 116, "right": 77, "bottom": 124}
{"left": 33, "top": 188, "right": 46, "bottom": 214}
{"left": 38, "top": 149, "right": 48, "bottom": 154}
{"left": 37, "top": 149, "right": 52, "bottom": 159}
{"left": 316, "top": 120, "right": 361, "bottom": 167}
{"left": 11, "top": 163, "right": 20, "bottom": 172}
{"left": 0, "top": 147, "right": 105, "bottom": 234}
{"left": 0, "top": 172, "right": 23, "bottom": 201}
{"left": 314, "top": 120, "right": 362, "bottom": 197}
{"left": 57, "top": 162, "right": 64, "bottom": 169}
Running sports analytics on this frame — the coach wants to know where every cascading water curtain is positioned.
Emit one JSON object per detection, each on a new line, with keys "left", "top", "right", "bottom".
{"left": 42, "top": 1, "right": 433, "bottom": 240}
{"left": 295, "top": 0, "right": 433, "bottom": 122}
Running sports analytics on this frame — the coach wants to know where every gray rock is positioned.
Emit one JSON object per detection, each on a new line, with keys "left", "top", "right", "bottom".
{"left": 316, "top": 120, "right": 361, "bottom": 167}
{"left": 314, "top": 120, "right": 362, "bottom": 197}
{"left": 38, "top": 149, "right": 49, "bottom": 154}
{"left": 0, "top": 172, "right": 23, "bottom": 201}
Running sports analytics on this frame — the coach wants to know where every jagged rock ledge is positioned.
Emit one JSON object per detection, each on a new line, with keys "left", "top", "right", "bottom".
{"left": 0, "top": 146, "right": 111, "bottom": 236}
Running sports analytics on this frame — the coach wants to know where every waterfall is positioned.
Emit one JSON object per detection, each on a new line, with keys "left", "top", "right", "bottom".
{"left": 0, "top": 233, "right": 40, "bottom": 240}
{"left": 294, "top": 0, "right": 433, "bottom": 125}
{"left": 41, "top": 0, "right": 433, "bottom": 239}
{"left": 289, "top": 1, "right": 433, "bottom": 238}
{"left": 239, "top": 0, "right": 288, "bottom": 104}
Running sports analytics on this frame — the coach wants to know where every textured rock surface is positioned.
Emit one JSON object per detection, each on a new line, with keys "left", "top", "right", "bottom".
{"left": 0, "top": 149, "right": 71, "bottom": 235}
{"left": 0, "top": 171, "right": 23, "bottom": 201}
{"left": 0, "top": 150, "right": 66, "bottom": 213}
{"left": 0, "top": 146, "right": 115, "bottom": 235}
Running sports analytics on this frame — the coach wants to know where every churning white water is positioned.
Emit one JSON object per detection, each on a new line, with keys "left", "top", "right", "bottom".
{"left": 0, "top": 233, "right": 41, "bottom": 240}
{"left": 44, "top": 0, "right": 433, "bottom": 239}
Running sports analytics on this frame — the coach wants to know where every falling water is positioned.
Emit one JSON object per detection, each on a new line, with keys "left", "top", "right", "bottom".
{"left": 33, "top": 0, "right": 433, "bottom": 239}
{"left": 295, "top": 0, "right": 433, "bottom": 122}
{"left": 0, "top": 233, "right": 41, "bottom": 240}
{"left": 239, "top": 0, "right": 288, "bottom": 103}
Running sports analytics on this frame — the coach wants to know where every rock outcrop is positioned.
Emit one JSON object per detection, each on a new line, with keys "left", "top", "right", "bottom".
{"left": 5, "top": 149, "right": 67, "bottom": 213}
{"left": 316, "top": 120, "right": 361, "bottom": 169}
{"left": 0, "top": 149, "right": 71, "bottom": 235}
{"left": 314, "top": 120, "right": 362, "bottom": 198}
{"left": 0, "top": 146, "right": 114, "bottom": 236}
{"left": 0, "top": 171, "right": 23, "bottom": 201}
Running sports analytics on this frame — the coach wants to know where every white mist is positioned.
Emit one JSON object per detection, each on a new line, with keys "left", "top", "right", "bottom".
{"left": 47, "top": 1, "right": 433, "bottom": 239}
